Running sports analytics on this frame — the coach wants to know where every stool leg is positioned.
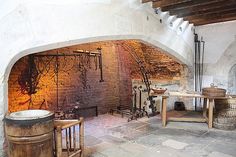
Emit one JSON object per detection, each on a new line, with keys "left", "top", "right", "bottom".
{"left": 56, "top": 126, "right": 62, "bottom": 157}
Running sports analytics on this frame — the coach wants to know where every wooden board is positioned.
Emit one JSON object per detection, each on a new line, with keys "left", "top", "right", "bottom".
{"left": 168, "top": 117, "right": 207, "bottom": 122}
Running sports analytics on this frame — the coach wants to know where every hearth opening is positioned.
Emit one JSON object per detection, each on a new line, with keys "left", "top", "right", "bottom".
{"left": 8, "top": 40, "right": 187, "bottom": 119}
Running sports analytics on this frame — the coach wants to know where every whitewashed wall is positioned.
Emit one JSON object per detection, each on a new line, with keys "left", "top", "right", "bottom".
{"left": 196, "top": 21, "right": 236, "bottom": 91}
{"left": 0, "top": 0, "right": 194, "bottom": 151}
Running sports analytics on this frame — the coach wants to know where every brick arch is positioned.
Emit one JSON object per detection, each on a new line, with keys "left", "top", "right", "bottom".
{"left": 3, "top": 35, "right": 191, "bottom": 112}
{"left": 4, "top": 35, "right": 191, "bottom": 83}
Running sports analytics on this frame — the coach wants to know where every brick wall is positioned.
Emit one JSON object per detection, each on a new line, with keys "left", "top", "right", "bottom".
{"left": 8, "top": 40, "right": 184, "bottom": 113}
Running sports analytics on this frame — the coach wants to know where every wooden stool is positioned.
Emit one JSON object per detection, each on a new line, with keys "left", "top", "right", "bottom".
{"left": 54, "top": 118, "right": 84, "bottom": 157}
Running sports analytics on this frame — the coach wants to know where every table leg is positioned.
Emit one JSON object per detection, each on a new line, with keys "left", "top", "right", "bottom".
{"left": 203, "top": 98, "right": 208, "bottom": 118}
{"left": 208, "top": 99, "right": 214, "bottom": 129}
{"left": 161, "top": 97, "right": 167, "bottom": 127}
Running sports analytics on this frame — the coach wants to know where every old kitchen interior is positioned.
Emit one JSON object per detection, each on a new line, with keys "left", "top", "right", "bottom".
{"left": 2, "top": 0, "right": 236, "bottom": 157}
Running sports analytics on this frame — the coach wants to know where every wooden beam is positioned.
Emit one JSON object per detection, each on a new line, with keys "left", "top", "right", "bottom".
{"left": 169, "top": 0, "right": 234, "bottom": 17}
{"left": 190, "top": 11, "right": 236, "bottom": 26}
{"left": 160, "top": 0, "right": 223, "bottom": 11}
{"left": 168, "top": 117, "right": 207, "bottom": 122}
{"left": 184, "top": 7, "right": 236, "bottom": 21}
{"left": 152, "top": 0, "right": 191, "bottom": 8}
{"left": 194, "top": 16, "right": 236, "bottom": 26}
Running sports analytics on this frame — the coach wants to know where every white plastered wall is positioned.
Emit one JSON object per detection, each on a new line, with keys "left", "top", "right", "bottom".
{"left": 0, "top": 0, "right": 194, "bottom": 151}
{"left": 196, "top": 21, "right": 236, "bottom": 90}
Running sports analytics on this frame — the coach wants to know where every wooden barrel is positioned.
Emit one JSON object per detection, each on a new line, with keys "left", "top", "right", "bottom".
{"left": 202, "top": 85, "right": 226, "bottom": 97}
{"left": 4, "top": 110, "right": 54, "bottom": 157}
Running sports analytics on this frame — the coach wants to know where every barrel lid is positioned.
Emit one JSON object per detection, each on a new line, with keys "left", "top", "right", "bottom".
{"left": 4, "top": 110, "right": 54, "bottom": 126}
{"left": 6, "top": 110, "right": 54, "bottom": 120}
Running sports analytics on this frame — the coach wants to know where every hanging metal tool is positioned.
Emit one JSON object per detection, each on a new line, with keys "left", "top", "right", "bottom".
{"left": 73, "top": 48, "right": 104, "bottom": 82}
{"left": 55, "top": 52, "right": 59, "bottom": 109}
{"left": 97, "top": 48, "right": 104, "bottom": 82}
{"left": 194, "top": 31, "right": 205, "bottom": 111}
{"left": 30, "top": 49, "right": 104, "bottom": 111}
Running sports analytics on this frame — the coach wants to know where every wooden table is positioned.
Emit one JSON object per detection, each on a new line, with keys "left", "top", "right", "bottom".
{"left": 160, "top": 92, "right": 231, "bottom": 129}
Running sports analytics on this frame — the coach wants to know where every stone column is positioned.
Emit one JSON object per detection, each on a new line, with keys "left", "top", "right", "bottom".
{"left": 0, "top": 81, "right": 8, "bottom": 157}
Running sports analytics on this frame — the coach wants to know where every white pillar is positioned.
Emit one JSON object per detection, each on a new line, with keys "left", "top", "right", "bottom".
{"left": 0, "top": 81, "right": 8, "bottom": 156}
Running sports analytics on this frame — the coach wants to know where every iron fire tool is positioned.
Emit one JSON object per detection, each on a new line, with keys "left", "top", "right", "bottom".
{"left": 110, "top": 86, "right": 138, "bottom": 121}
{"left": 127, "top": 86, "right": 139, "bottom": 121}
{"left": 127, "top": 86, "right": 150, "bottom": 122}
{"left": 137, "top": 86, "right": 149, "bottom": 118}
{"left": 132, "top": 86, "right": 137, "bottom": 113}
{"left": 148, "top": 95, "right": 158, "bottom": 116}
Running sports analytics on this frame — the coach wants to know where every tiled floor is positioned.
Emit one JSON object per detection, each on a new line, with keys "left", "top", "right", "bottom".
{"left": 83, "top": 114, "right": 236, "bottom": 157}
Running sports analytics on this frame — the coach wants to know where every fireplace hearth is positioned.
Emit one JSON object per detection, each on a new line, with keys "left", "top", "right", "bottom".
{"left": 8, "top": 40, "right": 187, "bottom": 118}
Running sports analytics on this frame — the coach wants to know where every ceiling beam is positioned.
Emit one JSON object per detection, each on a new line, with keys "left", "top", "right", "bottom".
{"left": 183, "top": 8, "right": 236, "bottom": 21}
{"left": 194, "top": 16, "right": 236, "bottom": 26}
{"left": 143, "top": 0, "right": 236, "bottom": 25}
{"left": 152, "top": 0, "right": 191, "bottom": 8}
{"left": 183, "top": 6, "right": 236, "bottom": 21}
{"left": 159, "top": 0, "right": 223, "bottom": 11}
{"left": 169, "top": 0, "right": 234, "bottom": 17}
{"left": 190, "top": 12, "right": 236, "bottom": 25}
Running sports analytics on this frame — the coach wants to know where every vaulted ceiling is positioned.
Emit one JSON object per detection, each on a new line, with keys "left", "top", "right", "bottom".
{"left": 142, "top": 0, "right": 236, "bottom": 26}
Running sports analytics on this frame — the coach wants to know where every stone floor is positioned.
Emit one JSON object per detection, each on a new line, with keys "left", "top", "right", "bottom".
{"left": 2, "top": 113, "right": 236, "bottom": 157}
{"left": 83, "top": 114, "right": 236, "bottom": 157}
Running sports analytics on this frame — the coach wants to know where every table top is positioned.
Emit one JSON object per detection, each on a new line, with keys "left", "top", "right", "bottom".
{"left": 169, "top": 91, "right": 205, "bottom": 98}
{"left": 152, "top": 91, "right": 236, "bottom": 99}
